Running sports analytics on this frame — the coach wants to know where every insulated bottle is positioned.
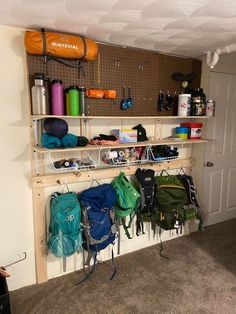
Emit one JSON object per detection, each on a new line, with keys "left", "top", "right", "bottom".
{"left": 69, "top": 85, "right": 79, "bottom": 116}
{"left": 31, "top": 73, "right": 49, "bottom": 115}
{"left": 51, "top": 79, "right": 64, "bottom": 115}
{"left": 79, "top": 87, "right": 87, "bottom": 116}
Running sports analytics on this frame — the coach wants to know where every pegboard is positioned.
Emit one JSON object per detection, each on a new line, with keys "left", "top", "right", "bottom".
{"left": 27, "top": 43, "right": 201, "bottom": 117}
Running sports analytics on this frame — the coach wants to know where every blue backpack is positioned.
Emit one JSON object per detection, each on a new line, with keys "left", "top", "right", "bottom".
{"left": 48, "top": 192, "right": 82, "bottom": 258}
{"left": 78, "top": 183, "right": 118, "bottom": 280}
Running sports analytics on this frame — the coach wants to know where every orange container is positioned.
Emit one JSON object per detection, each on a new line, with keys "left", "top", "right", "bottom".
{"left": 104, "top": 90, "right": 116, "bottom": 99}
{"left": 86, "top": 89, "right": 104, "bottom": 99}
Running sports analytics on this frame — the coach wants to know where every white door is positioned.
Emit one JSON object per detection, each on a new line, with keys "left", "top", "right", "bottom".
{"left": 203, "top": 72, "right": 236, "bottom": 225}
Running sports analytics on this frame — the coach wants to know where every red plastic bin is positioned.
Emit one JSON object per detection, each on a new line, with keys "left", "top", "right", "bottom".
{"left": 180, "top": 123, "right": 203, "bottom": 139}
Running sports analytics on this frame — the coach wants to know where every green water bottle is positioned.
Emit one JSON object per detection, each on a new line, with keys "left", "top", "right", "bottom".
{"left": 69, "top": 85, "right": 79, "bottom": 116}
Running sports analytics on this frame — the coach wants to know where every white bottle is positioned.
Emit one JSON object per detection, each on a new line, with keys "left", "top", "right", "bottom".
{"left": 178, "top": 94, "right": 191, "bottom": 116}
{"left": 31, "top": 73, "right": 49, "bottom": 115}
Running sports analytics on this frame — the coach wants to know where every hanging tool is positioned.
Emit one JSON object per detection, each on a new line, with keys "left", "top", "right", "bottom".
{"left": 0, "top": 252, "right": 27, "bottom": 277}
{"left": 120, "top": 85, "right": 127, "bottom": 110}
{"left": 158, "top": 90, "right": 165, "bottom": 111}
{"left": 126, "top": 86, "right": 133, "bottom": 108}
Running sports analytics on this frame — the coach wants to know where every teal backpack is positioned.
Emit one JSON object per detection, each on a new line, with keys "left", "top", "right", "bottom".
{"left": 48, "top": 191, "right": 82, "bottom": 258}
{"left": 112, "top": 172, "right": 140, "bottom": 239}
{"left": 155, "top": 172, "right": 188, "bottom": 231}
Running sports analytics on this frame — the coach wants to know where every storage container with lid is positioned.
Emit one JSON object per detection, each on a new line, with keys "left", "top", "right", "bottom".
{"left": 181, "top": 123, "right": 203, "bottom": 139}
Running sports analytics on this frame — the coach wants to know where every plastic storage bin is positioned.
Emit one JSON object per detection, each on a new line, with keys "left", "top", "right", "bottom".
{"left": 181, "top": 123, "right": 203, "bottom": 139}
{"left": 0, "top": 276, "right": 11, "bottom": 314}
{"left": 175, "top": 127, "right": 188, "bottom": 139}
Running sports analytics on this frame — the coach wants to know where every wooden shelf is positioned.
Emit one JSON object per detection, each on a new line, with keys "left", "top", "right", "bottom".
{"left": 33, "top": 138, "right": 213, "bottom": 154}
{"left": 30, "top": 114, "right": 211, "bottom": 121}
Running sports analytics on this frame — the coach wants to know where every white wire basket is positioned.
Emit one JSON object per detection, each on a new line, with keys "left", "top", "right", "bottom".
{"left": 148, "top": 146, "right": 180, "bottom": 163}
{"left": 101, "top": 146, "right": 150, "bottom": 168}
{"left": 46, "top": 149, "right": 101, "bottom": 173}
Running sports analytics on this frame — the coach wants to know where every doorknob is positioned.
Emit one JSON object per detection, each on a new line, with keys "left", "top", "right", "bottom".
{"left": 205, "top": 161, "right": 214, "bottom": 167}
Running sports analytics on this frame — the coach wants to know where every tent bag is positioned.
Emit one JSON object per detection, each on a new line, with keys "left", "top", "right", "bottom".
{"left": 24, "top": 30, "right": 98, "bottom": 61}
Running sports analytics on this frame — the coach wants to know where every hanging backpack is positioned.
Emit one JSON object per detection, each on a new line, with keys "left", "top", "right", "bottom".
{"left": 177, "top": 174, "right": 203, "bottom": 229}
{"left": 135, "top": 168, "right": 157, "bottom": 235}
{"left": 78, "top": 183, "right": 118, "bottom": 280}
{"left": 155, "top": 172, "right": 187, "bottom": 231}
{"left": 112, "top": 172, "right": 140, "bottom": 239}
{"left": 48, "top": 191, "right": 82, "bottom": 258}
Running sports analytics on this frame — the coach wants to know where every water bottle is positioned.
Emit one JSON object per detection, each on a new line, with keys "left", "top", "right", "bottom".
{"left": 79, "top": 87, "right": 87, "bottom": 116}
{"left": 69, "top": 85, "right": 79, "bottom": 116}
{"left": 31, "top": 73, "right": 49, "bottom": 115}
{"left": 51, "top": 79, "right": 64, "bottom": 115}
{"left": 65, "top": 88, "right": 70, "bottom": 115}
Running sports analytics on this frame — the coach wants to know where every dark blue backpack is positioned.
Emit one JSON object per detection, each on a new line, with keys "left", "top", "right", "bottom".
{"left": 78, "top": 183, "right": 118, "bottom": 281}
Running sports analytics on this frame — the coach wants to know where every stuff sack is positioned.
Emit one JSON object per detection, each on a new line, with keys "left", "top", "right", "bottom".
{"left": 155, "top": 173, "right": 187, "bottom": 231}
{"left": 112, "top": 172, "right": 140, "bottom": 239}
{"left": 48, "top": 192, "right": 82, "bottom": 258}
{"left": 25, "top": 30, "right": 98, "bottom": 61}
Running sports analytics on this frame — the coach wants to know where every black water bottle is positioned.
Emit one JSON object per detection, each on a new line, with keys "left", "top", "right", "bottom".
{"left": 79, "top": 87, "right": 87, "bottom": 116}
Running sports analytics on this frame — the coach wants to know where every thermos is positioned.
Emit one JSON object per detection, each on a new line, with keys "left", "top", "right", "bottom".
{"left": 31, "top": 73, "right": 49, "bottom": 115}
{"left": 69, "top": 85, "right": 79, "bottom": 116}
{"left": 79, "top": 87, "right": 87, "bottom": 116}
{"left": 178, "top": 94, "right": 191, "bottom": 116}
{"left": 51, "top": 79, "right": 64, "bottom": 115}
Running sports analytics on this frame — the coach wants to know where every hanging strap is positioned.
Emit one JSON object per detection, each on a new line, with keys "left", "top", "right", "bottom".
{"left": 109, "top": 247, "right": 117, "bottom": 281}
{"left": 158, "top": 228, "right": 169, "bottom": 260}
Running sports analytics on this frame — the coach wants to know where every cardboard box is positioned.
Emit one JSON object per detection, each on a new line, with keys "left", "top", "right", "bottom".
{"left": 111, "top": 129, "right": 137, "bottom": 143}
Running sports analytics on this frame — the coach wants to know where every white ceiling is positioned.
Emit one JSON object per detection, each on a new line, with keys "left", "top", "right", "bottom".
{"left": 1, "top": 0, "right": 236, "bottom": 58}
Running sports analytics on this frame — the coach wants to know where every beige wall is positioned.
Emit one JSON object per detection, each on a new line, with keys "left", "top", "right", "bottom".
{"left": 0, "top": 26, "right": 36, "bottom": 290}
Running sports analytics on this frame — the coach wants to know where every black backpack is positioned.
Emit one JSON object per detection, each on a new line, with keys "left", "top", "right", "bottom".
{"left": 135, "top": 168, "right": 156, "bottom": 235}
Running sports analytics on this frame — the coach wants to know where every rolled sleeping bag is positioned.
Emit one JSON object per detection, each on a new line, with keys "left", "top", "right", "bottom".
{"left": 24, "top": 30, "right": 98, "bottom": 61}
{"left": 61, "top": 133, "right": 78, "bottom": 148}
{"left": 44, "top": 118, "right": 68, "bottom": 139}
{"left": 41, "top": 133, "right": 61, "bottom": 149}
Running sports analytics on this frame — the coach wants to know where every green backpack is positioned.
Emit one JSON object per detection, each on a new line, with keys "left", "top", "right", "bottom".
{"left": 112, "top": 172, "right": 140, "bottom": 239}
{"left": 155, "top": 173, "right": 188, "bottom": 231}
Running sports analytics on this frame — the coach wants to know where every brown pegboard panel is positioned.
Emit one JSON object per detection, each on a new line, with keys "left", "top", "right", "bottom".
{"left": 26, "top": 43, "right": 202, "bottom": 117}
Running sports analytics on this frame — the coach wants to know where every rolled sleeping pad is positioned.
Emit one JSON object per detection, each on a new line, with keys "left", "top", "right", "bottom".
{"left": 24, "top": 30, "right": 98, "bottom": 61}
{"left": 41, "top": 133, "right": 61, "bottom": 149}
{"left": 61, "top": 133, "right": 78, "bottom": 148}
{"left": 43, "top": 118, "right": 68, "bottom": 138}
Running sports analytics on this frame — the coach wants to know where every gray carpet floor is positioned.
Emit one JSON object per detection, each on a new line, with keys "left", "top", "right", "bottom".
{"left": 11, "top": 219, "right": 236, "bottom": 314}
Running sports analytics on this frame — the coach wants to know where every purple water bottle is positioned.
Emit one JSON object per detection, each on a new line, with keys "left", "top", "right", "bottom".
{"left": 51, "top": 79, "right": 64, "bottom": 115}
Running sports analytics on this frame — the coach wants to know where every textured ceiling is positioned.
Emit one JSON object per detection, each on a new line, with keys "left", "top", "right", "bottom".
{"left": 1, "top": 0, "right": 236, "bottom": 58}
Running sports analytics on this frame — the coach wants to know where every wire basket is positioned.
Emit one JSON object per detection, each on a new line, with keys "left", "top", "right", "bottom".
{"left": 148, "top": 145, "right": 179, "bottom": 163}
{"left": 101, "top": 146, "right": 150, "bottom": 168}
{"left": 46, "top": 149, "right": 101, "bottom": 173}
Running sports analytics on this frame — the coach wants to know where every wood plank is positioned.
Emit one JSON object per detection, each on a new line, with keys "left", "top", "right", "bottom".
{"left": 33, "top": 139, "right": 213, "bottom": 154}
{"left": 33, "top": 158, "right": 194, "bottom": 188}
{"left": 30, "top": 114, "right": 211, "bottom": 121}
{"left": 32, "top": 187, "right": 48, "bottom": 283}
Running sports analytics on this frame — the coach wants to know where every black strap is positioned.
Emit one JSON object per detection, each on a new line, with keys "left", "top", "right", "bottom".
{"left": 158, "top": 228, "right": 169, "bottom": 260}
{"left": 41, "top": 28, "right": 47, "bottom": 56}
{"left": 81, "top": 36, "right": 87, "bottom": 60}
{"left": 109, "top": 247, "right": 117, "bottom": 281}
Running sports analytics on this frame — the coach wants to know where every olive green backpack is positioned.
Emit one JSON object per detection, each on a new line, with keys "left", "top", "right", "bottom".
{"left": 112, "top": 172, "right": 140, "bottom": 239}
{"left": 155, "top": 172, "right": 188, "bottom": 231}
